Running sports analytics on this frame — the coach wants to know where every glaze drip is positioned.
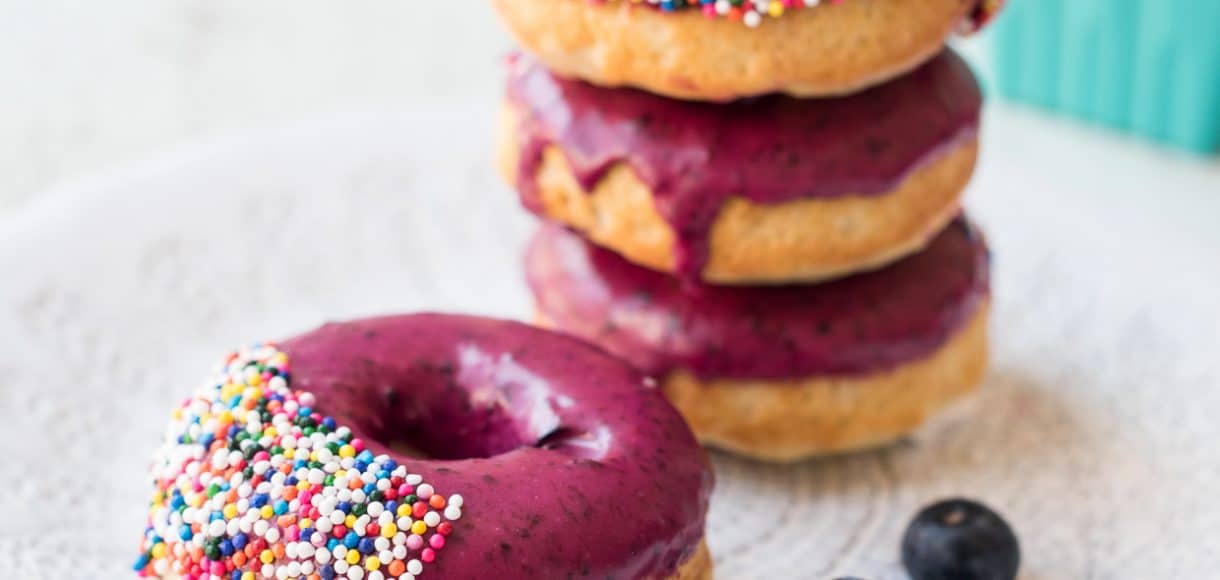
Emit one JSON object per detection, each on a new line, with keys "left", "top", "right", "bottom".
{"left": 507, "top": 50, "right": 982, "bottom": 280}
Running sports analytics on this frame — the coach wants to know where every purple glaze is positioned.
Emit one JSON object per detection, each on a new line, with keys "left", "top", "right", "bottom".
{"left": 967, "top": 0, "right": 1006, "bottom": 32}
{"left": 506, "top": 49, "right": 982, "bottom": 280}
{"left": 526, "top": 219, "right": 990, "bottom": 381}
{"left": 280, "top": 314, "right": 712, "bottom": 579}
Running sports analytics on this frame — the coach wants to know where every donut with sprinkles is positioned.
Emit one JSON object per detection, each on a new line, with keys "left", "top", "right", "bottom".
{"left": 135, "top": 314, "right": 712, "bottom": 579}
{"left": 491, "top": 0, "right": 1005, "bottom": 100}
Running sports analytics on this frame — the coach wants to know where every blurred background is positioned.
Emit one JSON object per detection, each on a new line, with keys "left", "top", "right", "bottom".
{"left": 4, "top": 2, "right": 1217, "bottom": 216}
{"left": 0, "top": 2, "right": 512, "bottom": 213}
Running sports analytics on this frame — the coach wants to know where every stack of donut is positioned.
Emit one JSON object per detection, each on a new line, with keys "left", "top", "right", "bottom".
{"left": 494, "top": 0, "right": 1003, "bottom": 462}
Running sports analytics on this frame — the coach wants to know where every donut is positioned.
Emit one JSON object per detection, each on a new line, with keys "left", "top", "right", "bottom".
{"left": 525, "top": 219, "right": 990, "bottom": 462}
{"left": 134, "top": 314, "right": 713, "bottom": 579}
{"left": 498, "top": 49, "right": 981, "bottom": 285}
{"left": 490, "top": 0, "right": 1004, "bottom": 101}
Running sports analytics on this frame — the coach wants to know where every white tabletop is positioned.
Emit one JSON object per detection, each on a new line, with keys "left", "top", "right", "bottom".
{"left": 1, "top": 103, "right": 1217, "bottom": 578}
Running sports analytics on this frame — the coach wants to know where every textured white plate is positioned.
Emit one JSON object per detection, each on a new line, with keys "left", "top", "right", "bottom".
{"left": 1, "top": 104, "right": 1218, "bottom": 578}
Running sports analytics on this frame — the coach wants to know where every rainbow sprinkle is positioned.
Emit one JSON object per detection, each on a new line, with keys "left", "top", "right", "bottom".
{"left": 135, "top": 344, "right": 462, "bottom": 580}
{"left": 598, "top": 0, "right": 1002, "bottom": 30}
{"left": 601, "top": 0, "right": 842, "bottom": 28}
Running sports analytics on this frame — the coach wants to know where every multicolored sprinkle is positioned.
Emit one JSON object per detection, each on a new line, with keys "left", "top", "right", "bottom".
{"left": 135, "top": 344, "right": 462, "bottom": 580}
{"left": 596, "top": 0, "right": 1003, "bottom": 31}
{"left": 600, "top": 0, "right": 841, "bottom": 28}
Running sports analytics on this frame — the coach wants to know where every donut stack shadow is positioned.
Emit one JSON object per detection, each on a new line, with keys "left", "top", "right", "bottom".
{"left": 491, "top": 0, "right": 998, "bottom": 463}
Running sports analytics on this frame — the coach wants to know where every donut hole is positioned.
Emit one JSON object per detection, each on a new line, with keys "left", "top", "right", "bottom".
{"left": 325, "top": 345, "right": 606, "bottom": 461}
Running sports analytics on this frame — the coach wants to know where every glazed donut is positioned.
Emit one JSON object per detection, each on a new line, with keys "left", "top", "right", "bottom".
{"left": 134, "top": 314, "right": 713, "bottom": 579}
{"left": 526, "top": 220, "right": 990, "bottom": 462}
{"left": 498, "top": 49, "right": 981, "bottom": 285}
{"left": 491, "top": 0, "right": 1004, "bottom": 101}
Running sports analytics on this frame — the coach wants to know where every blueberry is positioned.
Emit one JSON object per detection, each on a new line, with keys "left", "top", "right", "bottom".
{"left": 901, "top": 498, "right": 1020, "bottom": 580}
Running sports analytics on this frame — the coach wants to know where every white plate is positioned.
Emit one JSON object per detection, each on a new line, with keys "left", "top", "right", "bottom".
{"left": 1, "top": 103, "right": 1218, "bottom": 578}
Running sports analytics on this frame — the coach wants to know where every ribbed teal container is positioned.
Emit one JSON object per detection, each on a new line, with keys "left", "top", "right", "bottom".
{"left": 990, "top": 0, "right": 1220, "bottom": 153}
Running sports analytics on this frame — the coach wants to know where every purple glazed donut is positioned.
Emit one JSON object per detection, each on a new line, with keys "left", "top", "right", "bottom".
{"left": 497, "top": 49, "right": 983, "bottom": 285}
{"left": 526, "top": 220, "right": 991, "bottom": 462}
{"left": 135, "top": 314, "right": 713, "bottom": 579}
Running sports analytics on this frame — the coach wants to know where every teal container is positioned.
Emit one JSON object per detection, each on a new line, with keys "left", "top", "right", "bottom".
{"left": 990, "top": 0, "right": 1220, "bottom": 153}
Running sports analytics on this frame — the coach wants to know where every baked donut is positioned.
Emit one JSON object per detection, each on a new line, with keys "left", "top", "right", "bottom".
{"left": 526, "top": 220, "right": 990, "bottom": 462}
{"left": 498, "top": 49, "right": 981, "bottom": 285}
{"left": 491, "top": 0, "right": 1004, "bottom": 101}
{"left": 134, "top": 314, "right": 713, "bottom": 579}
